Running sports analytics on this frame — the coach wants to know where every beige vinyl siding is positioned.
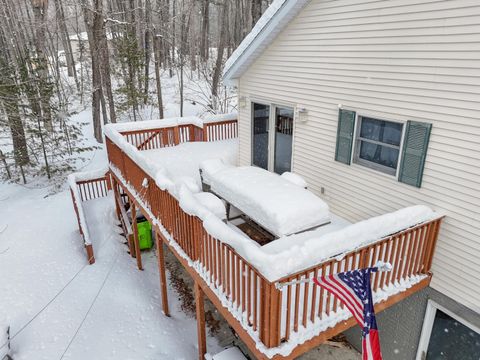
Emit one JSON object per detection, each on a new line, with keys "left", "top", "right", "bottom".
{"left": 236, "top": 0, "right": 480, "bottom": 312}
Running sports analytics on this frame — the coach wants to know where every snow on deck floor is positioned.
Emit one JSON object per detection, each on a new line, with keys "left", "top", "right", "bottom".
{"left": 142, "top": 139, "right": 238, "bottom": 189}
{"left": 0, "top": 184, "right": 220, "bottom": 360}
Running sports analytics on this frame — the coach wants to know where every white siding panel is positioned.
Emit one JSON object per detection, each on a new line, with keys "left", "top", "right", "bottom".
{"left": 237, "top": 0, "right": 480, "bottom": 313}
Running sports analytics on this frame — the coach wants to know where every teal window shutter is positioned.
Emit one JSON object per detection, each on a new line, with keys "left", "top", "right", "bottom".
{"left": 398, "top": 121, "right": 432, "bottom": 188}
{"left": 335, "top": 109, "right": 356, "bottom": 165}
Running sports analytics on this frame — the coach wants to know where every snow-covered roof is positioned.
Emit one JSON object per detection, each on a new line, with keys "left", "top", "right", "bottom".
{"left": 222, "top": 0, "right": 311, "bottom": 85}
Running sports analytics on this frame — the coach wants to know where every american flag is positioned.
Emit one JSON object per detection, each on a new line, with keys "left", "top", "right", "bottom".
{"left": 313, "top": 267, "right": 383, "bottom": 360}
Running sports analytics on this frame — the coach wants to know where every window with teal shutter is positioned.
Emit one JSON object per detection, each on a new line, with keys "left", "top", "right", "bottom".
{"left": 335, "top": 109, "right": 356, "bottom": 164}
{"left": 398, "top": 121, "right": 432, "bottom": 188}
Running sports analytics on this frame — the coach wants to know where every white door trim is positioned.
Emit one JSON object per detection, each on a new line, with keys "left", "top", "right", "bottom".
{"left": 416, "top": 299, "right": 480, "bottom": 360}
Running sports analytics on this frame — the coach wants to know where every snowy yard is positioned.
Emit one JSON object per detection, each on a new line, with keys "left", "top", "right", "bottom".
{"left": 0, "top": 182, "right": 222, "bottom": 360}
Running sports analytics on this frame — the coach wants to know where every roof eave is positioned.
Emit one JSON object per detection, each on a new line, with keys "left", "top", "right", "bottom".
{"left": 222, "top": 0, "right": 311, "bottom": 84}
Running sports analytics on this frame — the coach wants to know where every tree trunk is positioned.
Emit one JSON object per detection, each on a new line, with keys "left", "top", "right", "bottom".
{"left": 153, "top": 32, "right": 164, "bottom": 118}
{"left": 31, "top": 0, "right": 53, "bottom": 132}
{"left": 100, "top": 29, "right": 117, "bottom": 123}
{"left": 251, "top": 0, "right": 262, "bottom": 27}
{"left": 200, "top": 0, "right": 209, "bottom": 61}
{"left": 54, "top": 0, "right": 77, "bottom": 86}
{"left": 144, "top": 0, "right": 152, "bottom": 105}
{"left": 81, "top": 0, "right": 104, "bottom": 142}
{"left": 211, "top": 1, "right": 228, "bottom": 110}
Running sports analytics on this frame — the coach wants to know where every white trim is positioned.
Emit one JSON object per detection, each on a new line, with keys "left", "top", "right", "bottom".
{"left": 416, "top": 300, "right": 480, "bottom": 360}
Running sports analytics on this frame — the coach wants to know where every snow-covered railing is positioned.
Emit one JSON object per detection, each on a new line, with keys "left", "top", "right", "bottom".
{"left": 105, "top": 113, "right": 238, "bottom": 151}
{"left": 68, "top": 168, "right": 110, "bottom": 265}
{"left": 269, "top": 217, "right": 443, "bottom": 354}
{"left": 104, "top": 117, "right": 443, "bottom": 358}
{"left": 202, "top": 113, "right": 238, "bottom": 142}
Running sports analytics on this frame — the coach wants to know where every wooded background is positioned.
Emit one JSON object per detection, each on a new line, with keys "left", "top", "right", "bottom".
{"left": 0, "top": 0, "right": 272, "bottom": 183}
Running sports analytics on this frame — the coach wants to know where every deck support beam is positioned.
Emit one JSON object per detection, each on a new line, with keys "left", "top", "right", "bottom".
{"left": 131, "top": 202, "right": 143, "bottom": 270}
{"left": 156, "top": 231, "right": 170, "bottom": 316}
{"left": 194, "top": 281, "right": 207, "bottom": 360}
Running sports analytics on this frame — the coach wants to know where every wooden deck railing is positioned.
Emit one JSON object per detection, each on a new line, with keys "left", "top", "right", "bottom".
{"left": 120, "top": 119, "right": 238, "bottom": 151}
{"left": 69, "top": 174, "right": 111, "bottom": 264}
{"left": 202, "top": 120, "right": 238, "bottom": 142}
{"left": 105, "top": 119, "right": 442, "bottom": 356}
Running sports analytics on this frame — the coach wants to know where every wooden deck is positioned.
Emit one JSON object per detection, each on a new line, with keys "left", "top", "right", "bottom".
{"left": 96, "top": 117, "right": 443, "bottom": 359}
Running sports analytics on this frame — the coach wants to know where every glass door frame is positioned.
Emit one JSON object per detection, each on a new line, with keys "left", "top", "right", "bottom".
{"left": 250, "top": 101, "right": 295, "bottom": 173}
{"left": 416, "top": 300, "right": 480, "bottom": 360}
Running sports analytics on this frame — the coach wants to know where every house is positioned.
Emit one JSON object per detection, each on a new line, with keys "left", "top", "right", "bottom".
{"left": 68, "top": 32, "right": 113, "bottom": 61}
{"left": 222, "top": 0, "right": 480, "bottom": 358}
{"left": 68, "top": 1, "right": 479, "bottom": 359}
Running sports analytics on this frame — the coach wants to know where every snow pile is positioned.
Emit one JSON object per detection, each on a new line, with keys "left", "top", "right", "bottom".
{"left": 203, "top": 112, "right": 238, "bottom": 124}
{"left": 280, "top": 172, "right": 307, "bottom": 188}
{"left": 206, "top": 347, "right": 247, "bottom": 360}
{"left": 208, "top": 166, "right": 330, "bottom": 237}
{"left": 200, "top": 158, "right": 231, "bottom": 185}
{"left": 105, "top": 116, "right": 204, "bottom": 134}
{"left": 194, "top": 193, "right": 226, "bottom": 220}
{"left": 142, "top": 139, "right": 238, "bottom": 191}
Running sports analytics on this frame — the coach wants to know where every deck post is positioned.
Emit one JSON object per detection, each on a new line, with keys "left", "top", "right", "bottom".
{"left": 156, "top": 232, "right": 170, "bottom": 316}
{"left": 173, "top": 126, "right": 180, "bottom": 145}
{"left": 86, "top": 244, "right": 95, "bottom": 265}
{"left": 188, "top": 124, "right": 195, "bottom": 142}
{"left": 194, "top": 281, "right": 207, "bottom": 360}
{"left": 131, "top": 202, "right": 143, "bottom": 270}
{"left": 260, "top": 280, "right": 281, "bottom": 348}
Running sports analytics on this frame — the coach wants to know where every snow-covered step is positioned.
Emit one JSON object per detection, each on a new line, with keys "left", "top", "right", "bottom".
{"left": 205, "top": 347, "right": 247, "bottom": 360}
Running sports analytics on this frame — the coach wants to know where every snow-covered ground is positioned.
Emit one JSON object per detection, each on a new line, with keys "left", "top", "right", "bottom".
{"left": 0, "top": 180, "right": 223, "bottom": 359}
{"left": 0, "top": 68, "right": 229, "bottom": 359}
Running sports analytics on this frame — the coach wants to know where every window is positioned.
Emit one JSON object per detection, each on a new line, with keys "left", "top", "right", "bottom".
{"left": 251, "top": 102, "right": 294, "bottom": 174}
{"left": 417, "top": 301, "right": 480, "bottom": 360}
{"left": 335, "top": 108, "right": 432, "bottom": 187}
{"left": 353, "top": 116, "right": 404, "bottom": 176}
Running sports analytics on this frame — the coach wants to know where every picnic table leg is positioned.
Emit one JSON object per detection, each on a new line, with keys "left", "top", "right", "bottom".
{"left": 226, "top": 202, "right": 231, "bottom": 221}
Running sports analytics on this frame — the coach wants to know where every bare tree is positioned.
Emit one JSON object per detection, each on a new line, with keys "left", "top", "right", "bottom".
{"left": 211, "top": 0, "right": 228, "bottom": 110}
{"left": 31, "top": 0, "right": 53, "bottom": 132}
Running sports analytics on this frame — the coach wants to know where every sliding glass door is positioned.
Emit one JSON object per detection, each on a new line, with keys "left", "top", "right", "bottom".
{"left": 274, "top": 107, "right": 294, "bottom": 174}
{"left": 252, "top": 103, "right": 270, "bottom": 170}
{"left": 252, "top": 102, "right": 294, "bottom": 174}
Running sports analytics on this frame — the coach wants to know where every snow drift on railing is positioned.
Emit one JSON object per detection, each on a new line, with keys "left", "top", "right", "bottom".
{"left": 105, "top": 118, "right": 440, "bottom": 282}
{"left": 202, "top": 112, "right": 237, "bottom": 124}
{"left": 103, "top": 112, "right": 237, "bottom": 135}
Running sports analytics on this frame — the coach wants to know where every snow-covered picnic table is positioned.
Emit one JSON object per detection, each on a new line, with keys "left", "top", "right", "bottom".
{"left": 201, "top": 164, "right": 330, "bottom": 238}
